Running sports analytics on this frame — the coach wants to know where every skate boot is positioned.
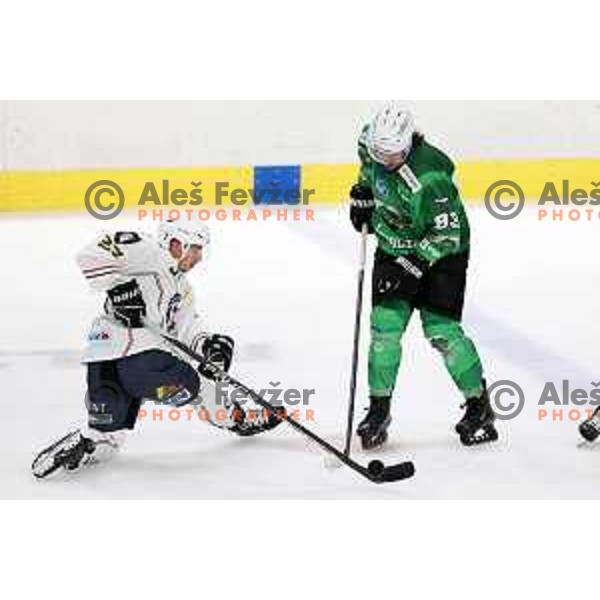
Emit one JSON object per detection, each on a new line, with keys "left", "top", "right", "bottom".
{"left": 357, "top": 397, "right": 392, "bottom": 450}
{"left": 580, "top": 408, "right": 600, "bottom": 443}
{"left": 32, "top": 430, "right": 97, "bottom": 479}
{"left": 456, "top": 383, "right": 499, "bottom": 446}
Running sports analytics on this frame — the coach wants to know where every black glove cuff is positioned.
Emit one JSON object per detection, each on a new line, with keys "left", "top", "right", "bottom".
{"left": 350, "top": 184, "right": 374, "bottom": 202}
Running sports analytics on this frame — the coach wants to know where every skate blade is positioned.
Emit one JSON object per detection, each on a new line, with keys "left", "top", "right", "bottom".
{"left": 31, "top": 431, "right": 82, "bottom": 479}
{"left": 360, "top": 431, "right": 389, "bottom": 451}
{"left": 577, "top": 439, "right": 600, "bottom": 449}
{"left": 460, "top": 425, "right": 499, "bottom": 447}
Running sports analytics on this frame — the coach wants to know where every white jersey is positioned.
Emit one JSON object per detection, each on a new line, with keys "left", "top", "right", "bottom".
{"left": 76, "top": 231, "right": 207, "bottom": 363}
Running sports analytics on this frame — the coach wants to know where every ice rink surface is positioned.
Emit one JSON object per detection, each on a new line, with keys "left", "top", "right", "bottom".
{"left": 2, "top": 205, "right": 600, "bottom": 499}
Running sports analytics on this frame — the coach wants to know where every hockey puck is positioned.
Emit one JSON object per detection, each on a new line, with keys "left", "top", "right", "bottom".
{"left": 323, "top": 454, "right": 342, "bottom": 469}
{"left": 367, "top": 460, "right": 385, "bottom": 477}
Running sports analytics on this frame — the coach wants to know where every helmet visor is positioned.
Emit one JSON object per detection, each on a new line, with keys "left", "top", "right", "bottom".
{"left": 367, "top": 144, "right": 410, "bottom": 169}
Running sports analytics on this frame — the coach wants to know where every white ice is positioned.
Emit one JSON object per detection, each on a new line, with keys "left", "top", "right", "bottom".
{"left": 2, "top": 205, "right": 600, "bottom": 499}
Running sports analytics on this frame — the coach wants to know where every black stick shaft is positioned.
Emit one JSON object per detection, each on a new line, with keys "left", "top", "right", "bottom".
{"left": 344, "top": 225, "right": 368, "bottom": 457}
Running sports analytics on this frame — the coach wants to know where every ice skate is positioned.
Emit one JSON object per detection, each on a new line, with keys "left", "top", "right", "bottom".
{"left": 456, "top": 384, "right": 499, "bottom": 447}
{"left": 357, "top": 397, "right": 392, "bottom": 450}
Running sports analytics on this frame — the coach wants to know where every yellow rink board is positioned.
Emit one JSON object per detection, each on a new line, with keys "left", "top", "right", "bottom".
{"left": 1, "top": 159, "right": 599, "bottom": 212}
{"left": 302, "top": 159, "right": 600, "bottom": 205}
{"left": 0, "top": 167, "right": 253, "bottom": 212}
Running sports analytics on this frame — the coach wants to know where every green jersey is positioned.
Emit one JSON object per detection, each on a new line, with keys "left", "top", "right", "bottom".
{"left": 356, "top": 133, "right": 470, "bottom": 264}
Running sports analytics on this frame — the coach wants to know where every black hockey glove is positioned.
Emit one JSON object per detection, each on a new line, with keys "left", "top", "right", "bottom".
{"left": 106, "top": 279, "right": 146, "bottom": 328}
{"left": 373, "top": 253, "right": 429, "bottom": 302}
{"left": 197, "top": 334, "right": 235, "bottom": 380}
{"left": 350, "top": 184, "right": 375, "bottom": 233}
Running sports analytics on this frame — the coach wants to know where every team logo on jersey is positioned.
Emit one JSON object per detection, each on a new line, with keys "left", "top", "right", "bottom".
{"left": 375, "top": 178, "right": 388, "bottom": 198}
{"left": 165, "top": 293, "right": 182, "bottom": 333}
{"left": 88, "top": 330, "right": 111, "bottom": 341}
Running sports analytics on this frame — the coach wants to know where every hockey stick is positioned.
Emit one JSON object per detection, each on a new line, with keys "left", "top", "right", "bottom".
{"left": 344, "top": 224, "right": 369, "bottom": 457}
{"left": 153, "top": 328, "right": 415, "bottom": 484}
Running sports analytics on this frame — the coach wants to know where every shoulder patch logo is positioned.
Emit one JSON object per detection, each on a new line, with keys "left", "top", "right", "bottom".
{"left": 375, "top": 178, "right": 387, "bottom": 198}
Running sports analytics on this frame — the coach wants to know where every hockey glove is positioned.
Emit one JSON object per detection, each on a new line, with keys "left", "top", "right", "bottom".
{"left": 198, "top": 334, "right": 235, "bottom": 380}
{"left": 350, "top": 184, "right": 375, "bottom": 233}
{"left": 106, "top": 279, "right": 146, "bottom": 328}
{"left": 373, "top": 253, "right": 429, "bottom": 301}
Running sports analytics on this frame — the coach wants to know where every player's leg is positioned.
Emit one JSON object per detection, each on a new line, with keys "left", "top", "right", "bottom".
{"left": 121, "top": 342, "right": 282, "bottom": 436}
{"left": 357, "top": 297, "right": 413, "bottom": 449}
{"left": 417, "top": 251, "right": 497, "bottom": 445}
{"left": 118, "top": 349, "right": 201, "bottom": 409}
{"left": 420, "top": 309, "right": 484, "bottom": 397}
{"left": 119, "top": 337, "right": 281, "bottom": 436}
{"left": 421, "top": 309, "right": 497, "bottom": 444}
{"left": 32, "top": 351, "right": 200, "bottom": 479}
{"left": 32, "top": 338, "right": 279, "bottom": 479}
{"left": 32, "top": 360, "right": 139, "bottom": 479}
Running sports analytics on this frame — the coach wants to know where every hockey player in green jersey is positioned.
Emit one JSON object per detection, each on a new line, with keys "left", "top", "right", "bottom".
{"left": 349, "top": 104, "right": 497, "bottom": 448}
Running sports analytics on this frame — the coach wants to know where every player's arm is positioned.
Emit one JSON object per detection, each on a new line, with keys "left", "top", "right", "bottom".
{"left": 381, "top": 174, "right": 465, "bottom": 299}
{"left": 76, "top": 232, "right": 130, "bottom": 291}
{"left": 172, "top": 288, "right": 206, "bottom": 352}
{"left": 349, "top": 129, "right": 376, "bottom": 233}
{"left": 76, "top": 231, "right": 148, "bottom": 328}
{"left": 176, "top": 291, "right": 234, "bottom": 377}
{"left": 414, "top": 173, "right": 464, "bottom": 265}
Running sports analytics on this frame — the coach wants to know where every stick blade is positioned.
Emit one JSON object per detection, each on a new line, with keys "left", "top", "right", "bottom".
{"left": 377, "top": 461, "right": 416, "bottom": 483}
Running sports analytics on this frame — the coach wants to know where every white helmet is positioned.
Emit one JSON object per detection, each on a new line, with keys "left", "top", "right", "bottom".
{"left": 364, "top": 103, "right": 416, "bottom": 165}
{"left": 157, "top": 219, "right": 211, "bottom": 254}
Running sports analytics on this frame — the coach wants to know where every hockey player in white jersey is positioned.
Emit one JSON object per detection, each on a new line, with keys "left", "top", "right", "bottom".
{"left": 32, "top": 220, "right": 282, "bottom": 479}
